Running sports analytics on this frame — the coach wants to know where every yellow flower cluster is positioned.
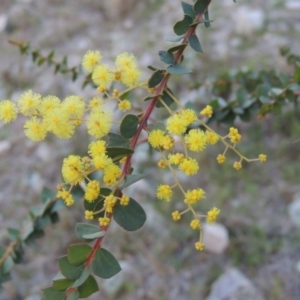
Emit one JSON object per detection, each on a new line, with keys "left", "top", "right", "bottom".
{"left": 85, "top": 180, "right": 100, "bottom": 202}
{"left": 200, "top": 105, "right": 213, "bottom": 118}
{"left": 228, "top": 127, "right": 242, "bottom": 143}
{"left": 56, "top": 189, "right": 74, "bottom": 206}
{"left": 83, "top": 51, "right": 142, "bottom": 90}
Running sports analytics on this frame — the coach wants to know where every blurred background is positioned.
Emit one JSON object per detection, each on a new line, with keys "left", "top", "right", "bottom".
{"left": 0, "top": 0, "right": 300, "bottom": 299}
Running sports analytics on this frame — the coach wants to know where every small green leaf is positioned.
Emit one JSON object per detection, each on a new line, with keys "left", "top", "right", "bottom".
{"left": 7, "top": 228, "right": 20, "bottom": 241}
{"left": 52, "top": 278, "right": 74, "bottom": 291}
{"left": 25, "top": 229, "right": 45, "bottom": 245}
{"left": 78, "top": 275, "right": 99, "bottom": 298}
{"left": 181, "top": 2, "right": 197, "bottom": 18}
{"left": 106, "top": 147, "right": 134, "bottom": 161}
{"left": 71, "top": 267, "right": 92, "bottom": 288}
{"left": 294, "top": 67, "right": 300, "bottom": 84}
{"left": 76, "top": 223, "right": 104, "bottom": 241}
{"left": 164, "top": 34, "right": 185, "bottom": 42}
{"left": 113, "top": 198, "right": 146, "bottom": 231}
{"left": 107, "top": 133, "right": 130, "bottom": 148}
{"left": 120, "top": 114, "right": 139, "bottom": 139}
{"left": 58, "top": 256, "right": 84, "bottom": 280}
{"left": 35, "top": 215, "right": 52, "bottom": 230}
{"left": 269, "top": 88, "right": 283, "bottom": 97}
{"left": 2, "top": 256, "right": 14, "bottom": 273}
{"left": 147, "top": 65, "right": 158, "bottom": 71}
{"left": 193, "top": 0, "right": 211, "bottom": 14}
{"left": 50, "top": 200, "right": 65, "bottom": 213}
{"left": 159, "top": 51, "right": 175, "bottom": 65}
{"left": 43, "top": 287, "right": 66, "bottom": 300}
{"left": 92, "top": 248, "right": 121, "bottom": 279}
{"left": 148, "top": 70, "right": 164, "bottom": 88}
{"left": 188, "top": 34, "right": 203, "bottom": 52}
{"left": 37, "top": 57, "right": 45, "bottom": 66}
{"left": 167, "top": 64, "right": 191, "bottom": 75}
{"left": 120, "top": 174, "right": 146, "bottom": 189}
{"left": 66, "top": 290, "right": 79, "bottom": 300}
{"left": 31, "top": 51, "right": 39, "bottom": 62}
{"left": 41, "top": 187, "right": 56, "bottom": 203}
{"left": 48, "top": 50, "right": 55, "bottom": 61}
{"left": 167, "top": 44, "right": 186, "bottom": 53}
{"left": 173, "top": 14, "right": 193, "bottom": 35}
{"left": 68, "top": 244, "right": 92, "bottom": 266}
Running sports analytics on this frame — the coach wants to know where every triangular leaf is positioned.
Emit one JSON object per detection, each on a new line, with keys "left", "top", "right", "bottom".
{"left": 58, "top": 256, "right": 84, "bottom": 280}
{"left": 120, "top": 114, "right": 139, "bottom": 139}
{"left": 167, "top": 64, "right": 191, "bottom": 75}
{"left": 188, "top": 34, "right": 203, "bottom": 52}
{"left": 68, "top": 244, "right": 92, "bottom": 266}
{"left": 77, "top": 275, "right": 99, "bottom": 298}
{"left": 113, "top": 198, "right": 146, "bottom": 231}
{"left": 43, "top": 287, "right": 66, "bottom": 300}
{"left": 76, "top": 223, "right": 104, "bottom": 241}
{"left": 92, "top": 248, "right": 121, "bottom": 279}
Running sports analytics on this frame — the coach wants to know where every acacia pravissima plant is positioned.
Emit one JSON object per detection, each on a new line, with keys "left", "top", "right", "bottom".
{"left": 4, "top": 0, "right": 298, "bottom": 298}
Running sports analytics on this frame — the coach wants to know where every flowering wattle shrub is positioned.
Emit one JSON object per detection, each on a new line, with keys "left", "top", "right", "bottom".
{"left": 7, "top": 0, "right": 300, "bottom": 298}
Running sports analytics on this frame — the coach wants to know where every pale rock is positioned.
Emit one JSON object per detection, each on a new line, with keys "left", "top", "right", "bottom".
{"left": 202, "top": 223, "right": 229, "bottom": 254}
{"left": 0, "top": 140, "right": 11, "bottom": 154}
{"left": 0, "top": 14, "right": 8, "bottom": 32}
{"left": 296, "top": 260, "right": 300, "bottom": 273}
{"left": 288, "top": 198, "right": 300, "bottom": 228}
{"left": 286, "top": 0, "right": 300, "bottom": 10}
{"left": 205, "top": 268, "right": 265, "bottom": 300}
{"left": 35, "top": 143, "right": 53, "bottom": 162}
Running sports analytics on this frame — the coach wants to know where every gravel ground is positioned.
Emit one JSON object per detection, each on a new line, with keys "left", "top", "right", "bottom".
{"left": 1, "top": 0, "right": 300, "bottom": 299}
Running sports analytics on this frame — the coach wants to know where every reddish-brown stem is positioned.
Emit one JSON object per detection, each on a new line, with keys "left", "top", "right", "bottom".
{"left": 85, "top": 9, "right": 206, "bottom": 267}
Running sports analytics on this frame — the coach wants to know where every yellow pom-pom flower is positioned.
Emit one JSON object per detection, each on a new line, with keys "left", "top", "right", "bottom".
{"left": 158, "top": 159, "right": 167, "bottom": 169}
{"left": 195, "top": 242, "right": 205, "bottom": 251}
{"left": 166, "top": 114, "right": 187, "bottom": 135}
{"left": 85, "top": 210, "right": 94, "bottom": 220}
{"left": 200, "top": 105, "right": 213, "bottom": 118}
{"left": 88, "top": 140, "right": 106, "bottom": 158}
{"left": 184, "top": 188, "right": 205, "bottom": 205}
{"left": 162, "top": 135, "right": 174, "bottom": 150}
{"left": 172, "top": 211, "right": 181, "bottom": 221}
{"left": 206, "top": 131, "right": 219, "bottom": 145}
{"left": 229, "top": 127, "right": 242, "bottom": 143}
{"left": 168, "top": 153, "right": 184, "bottom": 165}
{"left": 118, "top": 99, "right": 131, "bottom": 111}
{"left": 233, "top": 161, "right": 242, "bottom": 170}
{"left": 184, "top": 129, "right": 207, "bottom": 152}
{"left": 62, "top": 155, "right": 84, "bottom": 184}
{"left": 17, "top": 90, "right": 41, "bottom": 116}
{"left": 93, "top": 154, "right": 113, "bottom": 170}
{"left": 0, "top": 100, "right": 18, "bottom": 124}
{"left": 148, "top": 129, "right": 165, "bottom": 148}
{"left": 85, "top": 180, "right": 100, "bottom": 202}
{"left": 156, "top": 184, "right": 173, "bottom": 202}
{"left": 88, "top": 97, "right": 104, "bottom": 111}
{"left": 207, "top": 207, "right": 221, "bottom": 223}
{"left": 23, "top": 117, "right": 48, "bottom": 141}
{"left": 82, "top": 50, "right": 102, "bottom": 72}
{"left": 92, "top": 64, "right": 113, "bottom": 89}
{"left": 40, "top": 95, "right": 61, "bottom": 116}
{"left": 120, "top": 195, "right": 130, "bottom": 206}
{"left": 120, "top": 67, "right": 141, "bottom": 87}
{"left": 103, "top": 164, "right": 121, "bottom": 186}
{"left": 87, "top": 110, "right": 112, "bottom": 139}
{"left": 259, "top": 154, "right": 267, "bottom": 162}
{"left": 190, "top": 219, "right": 201, "bottom": 230}
{"left": 62, "top": 95, "right": 85, "bottom": 118}
{"left": 217, "top": 154, "right": 226, "bottom": 164}
{"left": 44, "top": 108, "right": 75, "bottom": 139}
{"left": 56, "top": 189, "right": 74, "bottom": 206}
{"left": 115, "top": 52, "right": 138, "bottom": 70}
{"left": 179, "top": 157, "right": 199, "bottom": 176}
{"left": 99, "top": 217, "right": 110, "bottom": 227}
